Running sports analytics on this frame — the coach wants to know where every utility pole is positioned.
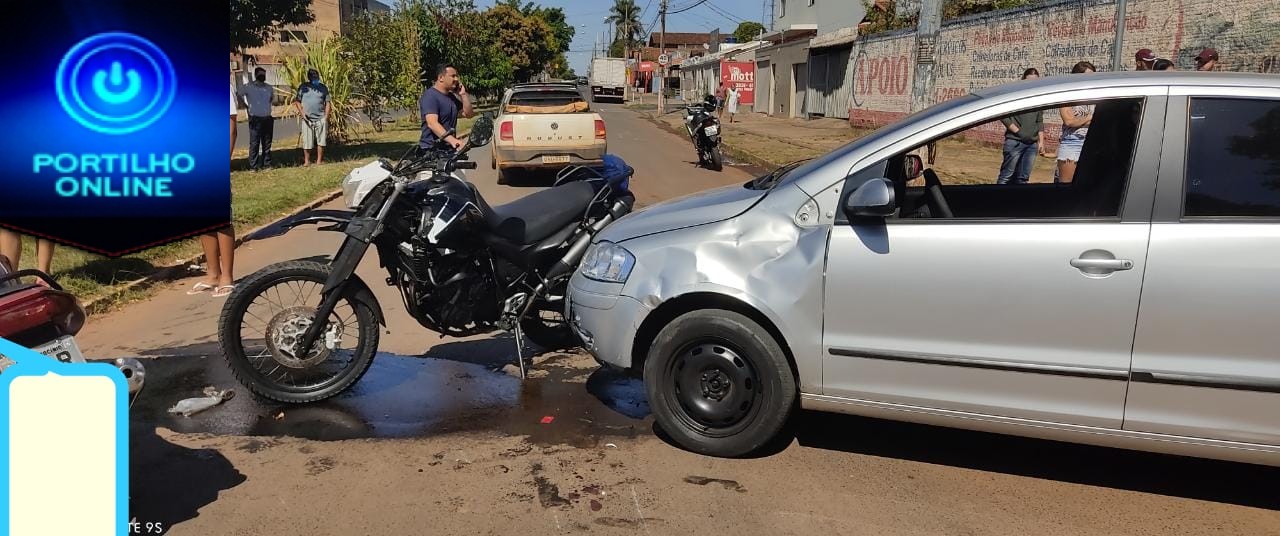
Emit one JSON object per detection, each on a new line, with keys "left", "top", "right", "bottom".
{"left": 910, "top": 0, "right": 942, "bottom": 113}
{"left": 1110, "top": 0, "right": 1129, "bottom": 71}
{"left": 658, "top": 0, "right": 667, "bottom": 114}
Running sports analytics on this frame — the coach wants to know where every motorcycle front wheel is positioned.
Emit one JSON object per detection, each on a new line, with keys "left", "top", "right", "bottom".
{"left": 520, "top": 276, "right": 576, "bottom": 350}
{"left": 218, "top": 261, "right": 380, "bottom": 404}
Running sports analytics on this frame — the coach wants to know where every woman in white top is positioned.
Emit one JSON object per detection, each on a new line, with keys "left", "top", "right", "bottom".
{"left": 1056, "top": 61, "right": 1095, "bottom": 183}
{"left": 725, "top": 85, "right": 741, "bottom": 123}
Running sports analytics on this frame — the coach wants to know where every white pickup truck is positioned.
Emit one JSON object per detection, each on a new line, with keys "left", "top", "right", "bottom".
{"left": 490, "top": 83, "right": 607, "bottom": 184}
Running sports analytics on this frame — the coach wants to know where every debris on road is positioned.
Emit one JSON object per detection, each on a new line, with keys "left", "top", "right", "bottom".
{"left": 167, "top": 387, "right": 235, "bottom": 417}
{"left": 605, "top": 443, "right": 617, "bottom": 449}
{"left": 540, "top": 416, "right": 555, "bottom": 424}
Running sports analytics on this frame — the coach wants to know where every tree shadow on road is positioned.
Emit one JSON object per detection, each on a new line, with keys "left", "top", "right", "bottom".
{"left": 129, "top": 423, "right": 246, "bottom": 533}
{"left": 788, "top": 410, "right": 1280, "bottom": 510}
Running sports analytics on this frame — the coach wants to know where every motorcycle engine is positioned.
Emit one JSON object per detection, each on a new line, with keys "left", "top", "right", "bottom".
{"left": 382, "top": 186, "right": 498, "bottom": 336}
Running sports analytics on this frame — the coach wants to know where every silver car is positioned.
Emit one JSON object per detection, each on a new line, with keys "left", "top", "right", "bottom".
{"left": 568, "top": 72, "right": 1280, "bottom": 465}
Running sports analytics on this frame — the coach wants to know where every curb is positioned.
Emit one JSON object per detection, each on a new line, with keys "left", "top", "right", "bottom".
{"left": 639, "top": 112, "right": 785, "bottom": 170}
{"left": 82, "top": 189, "right": 343, "bottom": 314}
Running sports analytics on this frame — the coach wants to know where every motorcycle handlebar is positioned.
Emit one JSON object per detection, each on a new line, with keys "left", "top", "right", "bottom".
{"left": 455, "top": 161, "right": 477, "bottom": 170}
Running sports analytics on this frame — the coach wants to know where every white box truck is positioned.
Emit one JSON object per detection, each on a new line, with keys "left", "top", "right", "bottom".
{"left": 589, "top": 57, "right": 627, "bottom": 103}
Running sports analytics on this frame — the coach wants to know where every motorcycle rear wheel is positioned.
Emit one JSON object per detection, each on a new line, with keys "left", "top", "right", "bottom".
{"left": 218, "top": 261, "right": 380, "bottom": 404}
{"left": 707, "top": 146, "right": 724, "bottom": 171}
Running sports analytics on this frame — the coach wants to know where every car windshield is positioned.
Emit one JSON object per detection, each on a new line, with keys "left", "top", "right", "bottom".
{"left": 773, "top": 94, "right": 982, "bottom": 188}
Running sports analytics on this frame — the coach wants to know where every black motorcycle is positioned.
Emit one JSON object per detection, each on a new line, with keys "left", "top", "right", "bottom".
{"left": 217, "top": 115, "right": 635, "bottom": 403}
{"left": 683, "top": 96, "right": 724, "bottom": 171}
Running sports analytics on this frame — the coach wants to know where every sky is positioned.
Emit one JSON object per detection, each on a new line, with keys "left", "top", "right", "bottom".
{"left": 464, "top": 0, "right": 773, "bottom": 75}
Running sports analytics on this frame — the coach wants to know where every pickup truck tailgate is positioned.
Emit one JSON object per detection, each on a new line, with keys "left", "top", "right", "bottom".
{"left": 509, "top": 114, "right": 598, "bottom": 147}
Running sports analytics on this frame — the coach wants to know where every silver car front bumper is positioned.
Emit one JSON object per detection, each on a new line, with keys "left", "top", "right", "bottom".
{"left": 567, "top": 273, "right": 650, "bottom": 370}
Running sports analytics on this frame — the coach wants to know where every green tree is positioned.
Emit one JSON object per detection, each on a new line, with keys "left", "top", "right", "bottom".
{"left": 343, "top": 10, "right": 421, "bottom": 131}
{"left": 732, "top": 21, "right": 766, "bottom": 43}
{"left": 405, "top": 0, "right": 512, "bottom": 100}
{"left": 484, "top": 4, "right": 557, "bottom": 82}
{"left": 230, "top": 0, "right": 314, "bottom": 51}
{"left": 606, "top": 0, "right": 644, "bottom": 55}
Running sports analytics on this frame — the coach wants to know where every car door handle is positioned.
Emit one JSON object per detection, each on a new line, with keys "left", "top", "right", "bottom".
{"left": 1069, "top": 258, "right": 1133, "bottom": 271}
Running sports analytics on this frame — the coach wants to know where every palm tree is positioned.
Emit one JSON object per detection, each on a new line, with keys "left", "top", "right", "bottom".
{"left": 606, "top": 0, "right": 644, "bottom": 57}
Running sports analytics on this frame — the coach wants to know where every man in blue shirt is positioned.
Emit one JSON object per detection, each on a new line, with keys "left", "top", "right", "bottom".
{"left": 419, "top": 63, "right": 474, "bottom": 151}
{"left": 296, "top": 68, "right": 331, "bottom": 165}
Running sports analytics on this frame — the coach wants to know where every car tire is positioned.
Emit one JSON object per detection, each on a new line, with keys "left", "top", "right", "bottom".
{"left": 490, "top": 148, "right": 497, "bottom": 170}
{"left": 644, "top": 309, "right": 796, "bottom": 458}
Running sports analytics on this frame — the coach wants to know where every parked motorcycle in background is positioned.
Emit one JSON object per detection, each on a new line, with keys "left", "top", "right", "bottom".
{"left": 218, "top": 114, "right": 636, "bottom": 404}
{"left": 683, "top": 95, "right": 724, "bottom": 171}
{"left": 0, "top": 255, "right": 146, "bottom": 399}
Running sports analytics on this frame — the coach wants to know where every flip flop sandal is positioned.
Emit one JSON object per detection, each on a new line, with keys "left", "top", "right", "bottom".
{"left": 211, "top": 285, "right": 235, "bottom": 298}
{"left": 187, "top": 282, "right": 215, "bottom": 295}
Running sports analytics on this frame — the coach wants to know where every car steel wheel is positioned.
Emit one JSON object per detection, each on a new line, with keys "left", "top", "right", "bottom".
{"left": 666, "top": 338, "right": 763, "bottom": 438}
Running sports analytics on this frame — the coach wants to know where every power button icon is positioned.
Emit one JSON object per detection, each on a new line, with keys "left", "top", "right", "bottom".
{"left": 55, "top": 32, "right": 176, "bottom": 135}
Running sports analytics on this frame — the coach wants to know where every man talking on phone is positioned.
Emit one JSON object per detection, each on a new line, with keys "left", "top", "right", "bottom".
{"left": 419, "top": 63, "right": 475, "bottom": 151}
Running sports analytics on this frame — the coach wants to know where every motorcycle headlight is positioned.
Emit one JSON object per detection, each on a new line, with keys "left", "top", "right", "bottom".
{"left": 704, "top": 125, "right": 719, "bottom": 136}
{"left": 580, "top": 241, "right": 635, "bottom": 283}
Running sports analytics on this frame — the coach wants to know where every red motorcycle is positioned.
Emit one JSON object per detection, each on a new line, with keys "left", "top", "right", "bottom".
{"left": 0, "top": 254, "right": 144, "bottom": 397}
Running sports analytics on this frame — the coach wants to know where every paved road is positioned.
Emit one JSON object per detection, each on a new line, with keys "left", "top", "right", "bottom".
{"left": 84, "top": 103, "right": 1278, "bottom": 535}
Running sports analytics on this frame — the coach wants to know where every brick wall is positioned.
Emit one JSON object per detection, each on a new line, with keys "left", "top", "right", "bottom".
{"left": 846, "top": 0, "right": 1280, "bottom": 142}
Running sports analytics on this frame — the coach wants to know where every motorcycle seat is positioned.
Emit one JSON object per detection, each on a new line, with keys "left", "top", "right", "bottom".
{"left": 474, "top": 180, "right": 598, "bottom": 245}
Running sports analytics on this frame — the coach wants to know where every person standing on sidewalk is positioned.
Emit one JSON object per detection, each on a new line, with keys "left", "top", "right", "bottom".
{"left": 0, "top": 231, "right": 55, "bottom": 286}
{"left": 725, "top": 85, "right": 740, "bottom": 123}
{"left": 1056, "top": 61, "right": 1096, "bottom": 184}
{"left": 296, "top": 68, "right": 331, "bottom": 166}
{"left": 997, "top": 68, "right": 1047, "bottom": 185}
{"left": 715, "top": 82, "right": 727, "bottom": 120}
{"left": 1134, "top": 49, "right": 1156, "bottom": 71}
{"left": 241, "top": 67, "right": 276, "bottom": 171}
{"left": 1195, "top": 48, "right": 1219, "bottom": 71}
{"left": 192, "top": 79, "right": 240, "bottom": 298}
{"left": 230, "top": 79, "right": 238, "bottom": 158}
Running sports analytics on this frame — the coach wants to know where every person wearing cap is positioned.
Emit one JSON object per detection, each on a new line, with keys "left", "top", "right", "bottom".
{"left": 1135, "top": 48, "right": 1156, "bottom": 71}
{"left": 1196, "top": 48, "right": 1219, "bottom": 71}
{"left": 296, "top": 68, "right": 331, "bottom": 166}
{"left": 1153, "top": 58, "right": 1175, "bottom": 71}
{"left": 240, "top": 66, "right": 276, "bottom": 171}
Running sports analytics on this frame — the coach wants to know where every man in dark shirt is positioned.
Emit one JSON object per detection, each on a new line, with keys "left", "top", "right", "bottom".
{"left": 996, "top": 68, "right": 1047, "bottom": 185}
{"left": 997, "top": 108, "right": 1046, "bottom": 184}
{"left": 419, "top": 63, "right": 475, "bottom": 150}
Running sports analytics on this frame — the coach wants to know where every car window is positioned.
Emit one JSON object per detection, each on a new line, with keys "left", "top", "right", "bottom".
{"left": 881, "top": 97, "right": 1144, "bottom": 220}
{"left": 508, "top": 90, "right": 588, "bottom": 108}
{"left": 1184, "top": 98, "right": 1280, "bottom": 218}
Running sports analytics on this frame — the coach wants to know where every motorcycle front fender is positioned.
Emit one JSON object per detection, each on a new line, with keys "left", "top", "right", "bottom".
{"left": 244, "top": 209, "right": 356, "bottom": 241}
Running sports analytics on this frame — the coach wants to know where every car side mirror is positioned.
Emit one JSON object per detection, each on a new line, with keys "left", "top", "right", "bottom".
{"left": 903, "top": 154, "right": 923, "bottom": 180}
{"left": 468, "top": 113, "right": 495, "bottom": 147}
{"left": 845, "top": 178, "right": 896, "bottom": 218}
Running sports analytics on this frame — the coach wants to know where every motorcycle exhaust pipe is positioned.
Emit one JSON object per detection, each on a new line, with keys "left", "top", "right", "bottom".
{"left": 545, "top": 198, "right": 632, "bottom": 282}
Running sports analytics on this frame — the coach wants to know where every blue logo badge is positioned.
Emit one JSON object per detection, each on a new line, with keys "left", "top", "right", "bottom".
{"left": 55, "top": 32, "right": 176, "bottom": 135}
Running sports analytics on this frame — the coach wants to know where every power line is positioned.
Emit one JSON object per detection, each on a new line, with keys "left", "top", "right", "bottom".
{"left": 668, "top": 0, "right": 710, "bottom": 15}
{"left": 704, "top": 1, "right": 746, "bottom": 23}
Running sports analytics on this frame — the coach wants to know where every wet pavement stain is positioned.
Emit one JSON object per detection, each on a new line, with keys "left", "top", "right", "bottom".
{"left": 127, "top": 337, "right": 652, "bottom": 448}
{"left": 534, "top": 476, "right": 571, "bottom": 508}
{"left": 683, "top": 475, "right": 747, "bottom": 493}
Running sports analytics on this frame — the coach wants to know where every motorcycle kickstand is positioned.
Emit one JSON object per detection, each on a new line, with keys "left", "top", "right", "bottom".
{"left": 511, "top": 322, "right": 529, "bottom": 380}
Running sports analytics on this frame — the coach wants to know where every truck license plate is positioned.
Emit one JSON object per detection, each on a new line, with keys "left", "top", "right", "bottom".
{"left": 542, "top": 155, "right": 571, "bottom": 164}
{"left": 33, "top": 335, "right": 86, "bottom": 364}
